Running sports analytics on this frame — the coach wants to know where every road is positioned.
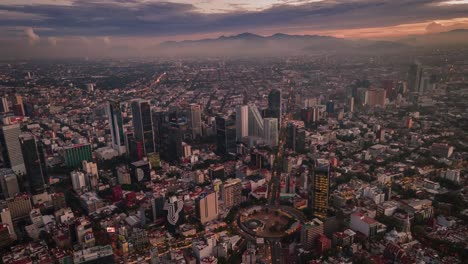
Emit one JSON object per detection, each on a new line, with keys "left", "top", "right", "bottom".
{"left": 268, "top": 86, "right": 294, "bottom": 204}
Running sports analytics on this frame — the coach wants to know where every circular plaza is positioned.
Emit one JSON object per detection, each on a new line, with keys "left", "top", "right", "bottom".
{"left": 238, "top": 205, "right": 304, "bottom": 239}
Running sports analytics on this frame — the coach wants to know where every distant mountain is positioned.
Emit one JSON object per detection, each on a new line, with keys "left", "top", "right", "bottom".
{"left": 398, "top": 29, "right": 468, "bottom": 47}
{"left": 158, "top": 32, "right": 354, "bottom": 56}
{"left": 156, "top": 30, "right": 468, "bottom": 56}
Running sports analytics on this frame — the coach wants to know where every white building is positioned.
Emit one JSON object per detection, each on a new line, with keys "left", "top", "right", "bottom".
{"left": 1, "top": 124, "right": 26, "bottom": 174}
{"left": 82, "top": 161, "right": 98, "bottom": 176}
{"left": 236, "top": 105, "right": 249, "bottom": 140}
{"left": 350, "top": 212, "right": 386, "bottom": 238}
{"left": 363, "top": 186, "right": 385, "bottom": 204}
{"left": 192, "top": 234, "right": 216, "bottom": 260}
{"left": 248, "top": 104, "right": 264, "bottom": 138}
{"left": 71, "top": 171, "right": 87, "bottom": 191}
{"left": 441, "top": 169, "right": 461, "bottom": 183}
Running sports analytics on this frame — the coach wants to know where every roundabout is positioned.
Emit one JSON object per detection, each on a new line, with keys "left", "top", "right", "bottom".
{"left": 237, "top": 205, "right": 305, "bottom": 239}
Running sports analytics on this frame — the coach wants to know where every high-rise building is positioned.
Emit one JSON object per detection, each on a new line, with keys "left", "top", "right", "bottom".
{"left": 132, "top": 99, "right": 155, "bottom": 155}
{"left": 107, "top": 100, "right": 126, "bottom": 155}
{"left": 59, "top": 144, "right": 92, "bottom": 169}
{"left": 71, "top": 171, "right": 87, "bottom": 192}
{"left": 286, "top": 123, "right": 306, "bottom": 153}
{"left": 82, "top": 161, "right": 98, "bottom": 176}
{"left": 326, "top": 100, "right": 335, "bottom": 114}
{"left": 196, "top": 191, "right": 219, "bottom": 224}
{"left": 268, "top": 89, "right": 281, "bottom": 124}
{"left": 0, "top": 169, "right": 19, "bottom": 199}
{"left": 236, "top": 105, "right": 249, "bottom": 141}
{"left": 19, "top": 133, "right": 48, "bottom": 194}
{"left": 263, "top": 118, "right": 278, "bottom": 147}
{"left": 129, "top": 160, "right": 151, "bottom": 182}
{"left": 11, "top": 95, "right": 25, "bottom": 116}
{"left": 6, "top": 193, "right": 32, "bottom": 220}
{"left": 151, "top": 110, "right": 166, "bottom": 152}
{"left": 300, "top": 218, "right": 324, "bottom": 250}
{"left": 0, "top": 124, "right": 26, "bottom": 174}
{"left": 0, "top": 208, "right": 16, "bottom": 240}
{"left": 408, "top": 62, "right": 423, "bottom": 93}
{"left": 160, "top": 121, "right": 184, "bottom": 163}
{"left": 189, "top": 104, "right": 202, "bottom": 138}
{"left": 248, "top": 104, "right": 264, "bottom": 138}
{"left": 0, "top": 97, "right": 9, "bottom": 113}
{"left": 348, "top": 97, "right": 354, "bottom": 113}
{"left": 310, "top": 159, "right": 330, "bottom": 220}
{"left": 221, "top": 178, "right": 242, "bottom": 209}
{"left": 215, "top": 116, "right": 236, "bottom": 155}
{"left": 366, "top": 88, "right": 386, "bottom": 107}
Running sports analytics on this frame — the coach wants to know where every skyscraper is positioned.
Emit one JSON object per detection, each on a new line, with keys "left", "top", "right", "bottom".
{"left": 300, "top": 218, "right": 324, "bottom": 250}
{"left": 160, "top": 122, "right": 184, "bottom": 163}
{"left": 263, "top": 118, "right": 278, "bottom": 147}
{"left": 107, "top": 100, "right": 126, "bottom": 155}
{"left": 268, "top": 89, "right": 281, "bottom": 124}
{"left": 236, "top": 105, "right": 249, "bottom": 141}
{"left": 326, "top": 100, "right": 334, "bottom": 114}
{"left": 0, "top": 97, "right": 9, "bottom": 113}
{"left": 408, "top": 62, "right": 423, "bottom": 93}
{"left": 0, "top": 169, "right": 19, "bottom": 199}
{"left": 71, "top": 171, "right": 86, "bottom": 192}
{"left": 366, "top": 88, "right": 386, "bottom": 107}
{"left": 11, "top": 95, "right": 25, "bottom": 116}
{"left": 189, "top": 104, "right": 202, "bottom": 138}
{"left": 310, "top": 159, "right": 330, "bottom": 220}
{"left": 215, "top": 115, "right": 236, "bottom": 155}
{"left": 59, "top": 144, "right": 92, "bottom": 169}
{"left": 132, "top": 99, "right": 155, "bottom": 155}
{"left": 348, "top": 97, "right": 354, "bottom": 113}
{"left": 0, "top": 124, "right": 26, "bottom": 175}
{"left": 248, "top": 104, "right": 264, "bottom": 138}
{"left": 196, "top": 191, "right": 219, "bottom": 224}
{"left": 19, "top": 133, "right": 48, "bottom": 194}
{"left": 221, "top": 178, "right": 242, "bottom": 209}
{"left": 151, "top": 110, "right": 166, "bottom": 152}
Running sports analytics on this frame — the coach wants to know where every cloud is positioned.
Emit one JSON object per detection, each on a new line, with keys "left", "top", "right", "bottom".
{"left": 0, "top": 0, "right": 467, "bottom": 39}
{"left": 24, "top": 27, "right": 39, "bottom": 45}
{"left": 48, "top": 36, "right": 58, "bottom": 46}
{"left": 426, "top": 20, "right": 468, "bottom": 33}
{"left": 102, "top": 36, "right": 111, "bottom": 45}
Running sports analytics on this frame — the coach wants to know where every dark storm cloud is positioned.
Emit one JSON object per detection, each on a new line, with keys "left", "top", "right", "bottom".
{"left": 0, "top": 0, "right": 468, "bottom": 37}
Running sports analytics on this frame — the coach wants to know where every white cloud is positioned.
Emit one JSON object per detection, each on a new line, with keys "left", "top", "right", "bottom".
{"left": 24, "top": 27, "right": 40, "bottom": 45}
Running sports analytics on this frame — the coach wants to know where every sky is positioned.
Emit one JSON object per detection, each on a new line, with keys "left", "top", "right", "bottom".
{"left": 1, "top": 0, "right": 468, "bottom": 58}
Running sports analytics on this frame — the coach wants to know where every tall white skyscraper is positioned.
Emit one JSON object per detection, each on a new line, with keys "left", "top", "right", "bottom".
{"left": 189, "top": 104, "right": 202, "bottom": 138}
{"left": 107, "top": 100, "right": 126, "bottom": 155}
{"left": 0, "top": 124, "right": 26, "bottom": 175}
{"left": 263, "top": 118, "right": 278, "bottom": 147}
{"left": 248, "top": 104, "right": 264, "bottom": 138}
{"left": 0, "top": 97, "right": 9, "bottom": 113}
{"left": 235, "top": 105, "right": 249, "bottom": 141}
